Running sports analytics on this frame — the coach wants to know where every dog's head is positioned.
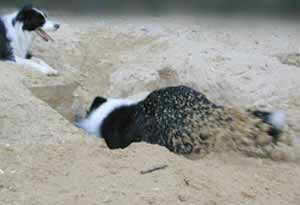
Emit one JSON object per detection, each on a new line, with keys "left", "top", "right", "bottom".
{"left": 15, "top": 5, "right": 60, "bottom": 42}
{"left": 75, "top": 96, "right": 136, "bottom": 138}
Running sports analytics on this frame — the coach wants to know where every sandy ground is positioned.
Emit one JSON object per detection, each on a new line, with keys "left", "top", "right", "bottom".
{"left": 0, "top": 13, "right": 300, "bottom": 204}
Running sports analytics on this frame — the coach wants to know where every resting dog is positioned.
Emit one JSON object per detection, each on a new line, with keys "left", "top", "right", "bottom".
{"left": 0, "top": 5, "right": 60, "bottom": 75}
{"left": 77, "top": 85, "right": 288, "bottom": 159}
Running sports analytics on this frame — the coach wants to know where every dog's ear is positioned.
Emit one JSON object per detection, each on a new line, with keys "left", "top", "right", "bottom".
{"left": 86, "top": 97, "right": 107, "bottom": 116}
{"left": 17, "top": 4, "right": 33, "bottom": 21}
{"left": 16, "top": 5, "right": 34, "bottom": 22}
{"left": 21, "top": 4, "right": 35, "bottom": 11}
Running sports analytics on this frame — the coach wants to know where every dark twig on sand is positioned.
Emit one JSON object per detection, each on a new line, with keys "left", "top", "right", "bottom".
{"left": 140, "top": 165, "right": 168, "bottom": 175}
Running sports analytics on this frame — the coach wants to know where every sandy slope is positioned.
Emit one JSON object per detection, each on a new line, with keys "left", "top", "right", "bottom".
{"left": 1, "top": 140, "right": 300, "bottom": 205}
{"left": 0, "top": 13, "right": 300, "bottom": 204}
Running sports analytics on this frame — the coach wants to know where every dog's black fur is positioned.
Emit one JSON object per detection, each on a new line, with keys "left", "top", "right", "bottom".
{"left": 101, "top": 105, "right": 142, "bottom": 149}
{"left": 86, "top": 97, "right": 107, "bottom": 116}
{"left": 0, "top": 18, "right": 13, "bottom": 61}
{"left": 251, "top": 110, "right": 282, "bottom": 142}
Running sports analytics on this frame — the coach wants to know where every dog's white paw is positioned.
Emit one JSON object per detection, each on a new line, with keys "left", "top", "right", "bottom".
{"left": 45, "top": 69, "right": 59, "bottom": 76}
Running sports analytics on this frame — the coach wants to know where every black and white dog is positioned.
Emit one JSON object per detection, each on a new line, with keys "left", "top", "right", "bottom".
{"left": 0, "top": 5, "right": 60, "bottom": 76}
{"left": 76, "top": 86, "right": 286, "bottom": 155}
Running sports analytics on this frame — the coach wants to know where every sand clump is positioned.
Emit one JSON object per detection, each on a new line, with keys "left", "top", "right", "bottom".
{"left": 276, "top": 53, "right": 300, "bottom": 68}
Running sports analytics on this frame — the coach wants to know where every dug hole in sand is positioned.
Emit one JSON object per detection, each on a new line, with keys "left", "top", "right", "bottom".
{"left": 0, "top": 13, "right": 300, "bottom": 204}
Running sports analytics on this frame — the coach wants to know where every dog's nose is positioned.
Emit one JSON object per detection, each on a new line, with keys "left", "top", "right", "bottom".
{"left": 54, "top": 24, "right": 60, "bottom": 30}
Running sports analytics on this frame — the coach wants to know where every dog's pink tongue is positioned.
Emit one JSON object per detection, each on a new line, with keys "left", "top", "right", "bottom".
{"left": 36, "top": 28, "right": 54, "bottom": 42}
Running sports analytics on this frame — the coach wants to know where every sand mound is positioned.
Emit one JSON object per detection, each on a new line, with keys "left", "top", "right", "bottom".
{"left": 1, "top": 139, "right": 300, "bottom": 205}
{"left": 0, "top": 62, "right": 83, "bottom": 144}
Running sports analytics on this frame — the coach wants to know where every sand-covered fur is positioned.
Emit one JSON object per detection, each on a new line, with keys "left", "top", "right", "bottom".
{"left": 78, "top": 85, "right": 291, "bottom": 160}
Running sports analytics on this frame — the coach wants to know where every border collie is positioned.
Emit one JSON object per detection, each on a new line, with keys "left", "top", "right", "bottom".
{"left": 76, "top": 86, "right": 287, "bottom": 156}
{"left": 0, "top": 5, "right": 60, "bottom": 76}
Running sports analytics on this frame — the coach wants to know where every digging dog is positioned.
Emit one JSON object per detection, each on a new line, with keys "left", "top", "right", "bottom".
{"left": 0, "top": 5, "right": 60, "bottom": 76}
{"left": 76, "top": 85, "right": 287, "bottom": 158}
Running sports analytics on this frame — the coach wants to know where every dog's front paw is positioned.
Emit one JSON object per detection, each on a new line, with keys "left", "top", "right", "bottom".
{"left": 46, "top": 69, "right": 59, "bottom": 76}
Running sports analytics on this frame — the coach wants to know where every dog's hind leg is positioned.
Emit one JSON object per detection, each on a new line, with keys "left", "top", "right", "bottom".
{"left": 15, "top": 57, "right": 59, "bottom": 76}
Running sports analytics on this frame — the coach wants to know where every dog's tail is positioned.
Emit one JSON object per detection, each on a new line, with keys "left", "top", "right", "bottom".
{"left": 267, "top": 110, "right": 286, "bottom": 130}
{"left": 250, "top": 110, "right": 286, "bottom": 142}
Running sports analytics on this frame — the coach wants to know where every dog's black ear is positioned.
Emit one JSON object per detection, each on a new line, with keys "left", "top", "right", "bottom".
{"left": 21, "top": 4, "right": 35, "bottom": 11}
{"left": 86, "top": 97, "right": 107, "bottom": 116}
{"left": 16, "top": 5, "right": 34, "bottom": 21}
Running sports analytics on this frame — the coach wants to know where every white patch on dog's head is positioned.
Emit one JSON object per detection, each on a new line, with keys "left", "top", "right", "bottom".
{"left": 33, "top": 7, "right": 60, "bottom": 31}
{"left": 76, "top": 98, "right": 136, "bottom": 138}
{"left": 41, "top": 20, "right": 59, "bottom": 32}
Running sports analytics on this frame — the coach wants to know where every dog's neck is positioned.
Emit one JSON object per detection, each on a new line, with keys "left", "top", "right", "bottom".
{"left": 3, "top": 12, "right": 35, "bottom": 59}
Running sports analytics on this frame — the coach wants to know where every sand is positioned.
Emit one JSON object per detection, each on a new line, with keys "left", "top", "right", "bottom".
{"left": 0, "top": 13, "right": 300, "bottom": 204}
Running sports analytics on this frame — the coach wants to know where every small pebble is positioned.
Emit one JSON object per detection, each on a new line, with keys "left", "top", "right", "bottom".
{"left": 256, "top": 134, "right": 272, "bottom": 145}
{"left": 178, "top": 194, "right": 188, "bottom": 202}
{"left": 241, "top": 191, "right": 256, "bottom": 199}
{"left": 152, "top": 187, "right": 160, "bottom": 191}
{"left": 0, "top": 169, "right": 4, "bottom": 174}
{"left": 10, "top": 170, "right": 17, "bottom": 174}
{"left": 103, "top": 196, "right": 111, "bottom": 203}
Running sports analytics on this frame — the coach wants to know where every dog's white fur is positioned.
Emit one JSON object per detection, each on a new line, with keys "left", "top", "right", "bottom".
{"left": 76, "top": 98, "right": 136, "bottom": 137}
{"left": 2, "top": 9, "right": 59, "bottom": 76}
{"left": 268, "top": 110, "right": 286, "bottom": 130}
